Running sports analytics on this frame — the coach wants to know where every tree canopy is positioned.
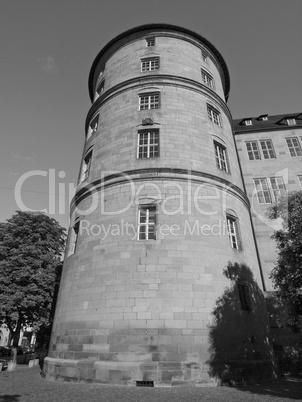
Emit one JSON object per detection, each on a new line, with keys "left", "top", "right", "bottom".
{"left": 0, "top": 211, "right": 66, "bottom": 346}
{"left": 268, "top": 191, "right": 302, "bottom": 332}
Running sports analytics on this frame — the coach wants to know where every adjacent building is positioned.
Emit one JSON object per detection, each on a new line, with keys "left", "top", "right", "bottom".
{"left": 234, "top": 114, "right": 302, "bottom": 291}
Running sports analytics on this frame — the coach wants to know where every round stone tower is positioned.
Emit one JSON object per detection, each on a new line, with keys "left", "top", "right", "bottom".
{"left": 45, "top": 24, "right": 274, "bottom": 385}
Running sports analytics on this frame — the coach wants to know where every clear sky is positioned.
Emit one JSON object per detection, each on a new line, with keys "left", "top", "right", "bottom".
{"left": 0, "top": 0, "right": 301, "bottom": 229}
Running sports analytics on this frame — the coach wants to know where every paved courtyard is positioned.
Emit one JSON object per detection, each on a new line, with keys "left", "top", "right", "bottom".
{"left": 0, "top": 365, "right": 301, "bottom": 402}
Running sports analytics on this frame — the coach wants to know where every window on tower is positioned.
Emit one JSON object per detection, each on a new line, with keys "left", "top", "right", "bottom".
{"left": 214, "top": 141, "right": 229, "bottom": 172}
{"left": 79, "top": 150, "right": 92, "bottom": 183}
{"left": 226, "top": 214, "right": 241, "bottom": 250}
{"left": 207, "top": 105, "right": 221, "bottom": 126}
{"left": 139, "top": 93, "right": 160, "bottom": 110}
{"left": 238, "top": 284, "right": 251, "bottom": 311}
{"left": 146, "top": 37, "right": 155, "bottom": 47}
{"left": 96, "top": 80, "right": 105, "bottom": 96}
{"left": 138, "top": 205, "right": 157, "bottom": 240}
{"left": 201, "top": 69, "right": 214, "bottom": 88}
{"left": 67, "top": 219, "right": 80, "bottom": 256}
{"left": 141, "top": 57, "right": 159, "bottom": 72}
{"left": 87, "top": 114, "right": 99, "bottom": 139}
{"left": 201, "top": 50, "right": 208, "bottom": 63}
{"left": 137, "top": 130, "right": 159, "bottom": 159}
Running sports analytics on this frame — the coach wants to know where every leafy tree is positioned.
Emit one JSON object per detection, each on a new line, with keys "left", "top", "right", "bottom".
{"left": 268, "top": 191, "right": 302, "bottom": 332}
{"left": 0, "top": 211, "right": 66, "bottom": 347}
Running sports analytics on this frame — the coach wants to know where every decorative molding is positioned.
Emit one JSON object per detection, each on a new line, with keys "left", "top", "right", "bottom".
{"left": 71, "top": 167, "right": 250, "bottom": 212}
{"left": 142, "top": 117, "right": 154, "bottom": 126}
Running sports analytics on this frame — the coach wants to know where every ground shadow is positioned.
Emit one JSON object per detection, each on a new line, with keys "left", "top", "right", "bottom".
{"left": 237, "top": 377, "right": 302, "bottom": 400}
{"left": 208, "top": 262, "right": 275, "bottom": 384}
{"left": 0, "top": 396, "right": 21, "bottom": 402}
{"left": 266, "top": 293, "right": 302, "bottom": 377}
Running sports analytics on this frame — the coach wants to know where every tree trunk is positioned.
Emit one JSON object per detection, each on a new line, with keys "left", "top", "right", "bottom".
{"left": 12, "top": 317, "right": 23, "bottom": 347}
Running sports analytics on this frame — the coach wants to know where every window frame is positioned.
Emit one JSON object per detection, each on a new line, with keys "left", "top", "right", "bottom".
{"left": 260, "top": 139, "right": 276, "bottom": 159}
{"left": 80, "top": 150, "right": 92, "bottom": 183}
{"left": 297, "top": 175, "right": 302, "bottom": 188}
{"left": 96, "top": 80, "right": 105, "bottom": 96}
{"left": 269, "top": 177, "right": 287, "bottom": 201}
{"left": 139, "top": 92, "right": 160, "bottom": 111}
{"left": 201, "top": 51, "right": 208, "bottom": 63}
{"left": 137, "top": 130, "right": 160, "bottom": 159}
{"left": 207, "top": 104, "right": 221, "bottom": 126}
{"left": 286, "top": 137, "right": 302, "bottom": 157}
{"left": 286, "top": 118, "right": 296, "bottom": 126}
{"left": 138, "top": 205, "right": 157, "bottom": 241}
{"left": 253, "top": 178, "right": 272, "bottom": 204}
{"left": 201, "top": 69, "right": 214, "bottom": 88}
{"left": 67, "top": 220, "right": 80, "bottom": 257}
{"left": 238, "top": 283, "right": 251, "bottom": 311}
{"left": 226, "top": 214, "right": 241, "bottom": 250}
{"left": 141, "top": 57, "right": 159, "bottom": 72}
{"left": 146, "top": 37, "right": 155, "bottom": 47}
{"left": 245, "top": 141, "right": 261, "bottom": 160}
{"left": 87, "top": 114, "right": 99, "bottom": 139}
{"left": 214, "top": 141, "right": 229, "bottom": 172}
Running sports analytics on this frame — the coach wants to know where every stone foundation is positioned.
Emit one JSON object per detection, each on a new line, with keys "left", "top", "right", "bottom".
{"left": 44, "top": 356, "right": 275, "bottom": 385}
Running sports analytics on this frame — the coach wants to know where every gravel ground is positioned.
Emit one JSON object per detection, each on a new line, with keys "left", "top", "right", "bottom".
{"left": 0, "top": 365, "right": 301, "bottom": 402}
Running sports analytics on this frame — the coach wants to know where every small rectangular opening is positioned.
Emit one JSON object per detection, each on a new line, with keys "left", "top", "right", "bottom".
{"left": 136, "top": 381, "right": 154, "bottom": 387}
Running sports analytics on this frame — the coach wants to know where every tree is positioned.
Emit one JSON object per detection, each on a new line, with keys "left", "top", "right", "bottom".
{"left": 268, "top": 191, "right": 302, "bottom": 332}
{"left": 0, "top": 211, "right": 66, "bottom": 347}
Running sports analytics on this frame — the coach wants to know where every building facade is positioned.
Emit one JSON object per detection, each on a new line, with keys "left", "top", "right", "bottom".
{"left": 44, "top": 24, "right": 302, "bottom": 385}
{"left": 233, "top": 114, "right": 302, "bottom": 292}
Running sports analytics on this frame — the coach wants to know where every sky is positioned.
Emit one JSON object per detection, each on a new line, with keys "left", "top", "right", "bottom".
{"left": 0, "top": 0, "right": 301, "bottom": 230}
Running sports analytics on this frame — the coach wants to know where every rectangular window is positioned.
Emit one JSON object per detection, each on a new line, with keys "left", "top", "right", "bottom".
{"left": 201, "top": 51, "right": 208, "bottom": 62}
{"left": 286, "top": 118, "right": 296, "bottom": 126}
{"left": 146, "top": 37, "right": 155, "bottom": 47}
{"left": 80, "top": 151, "right": 92, "bottom": 183}
{"left": 87, "top": 114, "right": 99, "bottom": 139}
{"left": 286, "top": 137, "right": 302, "bottom": 157}
{"left": 201, "top": 69, "right": 214, "bottom": 88}
{"left": 96, "top": 80, "right": 104, "bottom": 96}
{"left": 298, "top": 175, "right": 302, "bottom": 188}
{"left": 137, "top": 130, "right": 159, "bottom": 159}
{"left": 227, "top": 216, "right": 240, "bottom": 250}
{"left": 214, "top": 142, "right": 228, "bottom": 172}
{"left": 246, "top": 141, "right": 261, "bottom": 160}
{"left": 67, "top": 221, "right": 80, "bottom": 256}
{"left": 139, "top": 93, "right": 160, "bottom": 110}
{"left": 269, "top": 177, "right": 286, "bottom": 201}
{"left": 207, "top": 105, "right": 221, "bottom": 126}
{"left": 260, "top": 139, "right": 276, "bottom": 159}
{"left": 253, "top": 178, "right": 272, "bottom": 204}
{"left": 138, "top": 206, "right": 156, "bottom": 240}
{"left": 141, "top": 58, "right": 159, "bottom": 72}
{"left": 238, "top": 284, "right": 251, "bottom": 311}
{"left": 244, "top": 120, "right": 252, "bottom": 126}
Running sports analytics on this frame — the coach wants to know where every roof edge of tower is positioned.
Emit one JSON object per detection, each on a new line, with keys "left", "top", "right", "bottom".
{"left": 88, "top": 23, "right": 230, "bottom": 102}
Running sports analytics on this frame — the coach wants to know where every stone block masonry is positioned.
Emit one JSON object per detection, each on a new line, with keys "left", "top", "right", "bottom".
{"left": 45, "top": 24, "right": 275, "bottom": 385}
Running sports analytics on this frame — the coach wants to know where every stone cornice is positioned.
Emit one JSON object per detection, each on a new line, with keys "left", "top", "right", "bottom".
{"left": 88, "top": 24, "right": 230, "bottom": 102}
{"left": 70, "top": 168, "right": 249, "bottom": 216}
{"left": 85, "top": 75, "right": 232, "bottom": 134}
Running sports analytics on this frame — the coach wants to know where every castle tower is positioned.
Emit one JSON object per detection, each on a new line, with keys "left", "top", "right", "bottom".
{"left": 45, "top": 24, "right": 274, "bottom": 385}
